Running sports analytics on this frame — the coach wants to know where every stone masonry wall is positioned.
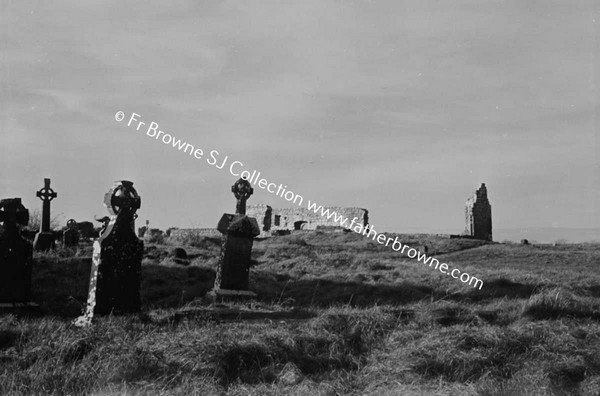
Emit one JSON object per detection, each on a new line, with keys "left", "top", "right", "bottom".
{"left": 465, "top": 183, "right": 492, "bottom": 241}
{"left": 247, "top": 204, "right": 369, "bottom": 237}
{"left": 168, "top": 228, "right": 221, "bottom": 244}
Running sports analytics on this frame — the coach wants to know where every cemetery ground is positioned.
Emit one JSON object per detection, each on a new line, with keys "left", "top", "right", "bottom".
{"left": 1, "top": 232, "right": 600, "bottom": 395}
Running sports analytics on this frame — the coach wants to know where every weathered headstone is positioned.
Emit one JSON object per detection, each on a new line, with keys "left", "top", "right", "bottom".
{"left": 77, "top": 221, "right": 95, "bottom": 239}
{"left": 74, "top": 181, "right": 143, "bottom": 326}
{"left": 33, "top": 178, "right": 57, "bottom": 251}
{"left": 62, "top": 219, "right": 80, "bottom": 248}
{"left": 0, "top": 198, "right": 33, "bottom": 304}
{"left": 210, "top": 178, "right": 260, "bottom": 299}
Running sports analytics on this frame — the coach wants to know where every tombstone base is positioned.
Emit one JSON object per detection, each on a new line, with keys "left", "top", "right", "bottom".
{"left": 33, "top": 232, "right": 55, "bottom": 251}
{"left": 172, "top": 306, "right": 316, "bottom": 322}
{"left": 207, "top": 288, "right": 257, "bottom": 303}
{"left": 0, "top": 302, "right": 39, "bottom": 308}
{"left": 0, "top": 302, "right": 40, "bottom": 314}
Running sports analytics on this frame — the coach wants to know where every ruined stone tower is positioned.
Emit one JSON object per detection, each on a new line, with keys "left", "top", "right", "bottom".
{"left": 465, "top": 183, "right": 492, "bottom": 241}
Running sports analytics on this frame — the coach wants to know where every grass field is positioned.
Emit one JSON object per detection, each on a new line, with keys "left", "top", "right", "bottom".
{"left": 1, "top": 232, "right": 599, "bottom": 395}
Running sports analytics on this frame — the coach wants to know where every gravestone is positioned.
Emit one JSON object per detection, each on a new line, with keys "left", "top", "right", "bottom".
{"left": 0, "top": 198, "right": 33, "bottom": 304}
{"left": 77, "top": 221, "right": 95, "bottom": 239}
{"left": 62, "top": 219, "right": 80, "bottom": 248}
{"left": 33, "top": 178, "right": 57, "bottom": 251}
{"left": 210, "top": 178, "right": 260, "bottom": 299}
{"left": 74, "top": 180, "right": 143, "bottom": 326}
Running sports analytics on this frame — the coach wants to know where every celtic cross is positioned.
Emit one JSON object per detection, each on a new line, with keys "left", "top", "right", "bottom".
{"left": 36, "top": 178, "right": 57, "bottom": 232}
{"left": 231, "top": 178, "right": 253, "bottom": 215}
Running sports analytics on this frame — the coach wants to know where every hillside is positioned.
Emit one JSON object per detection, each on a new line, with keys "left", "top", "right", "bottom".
{"left": 0, "top": 233, "right": 599, "bottom": 395}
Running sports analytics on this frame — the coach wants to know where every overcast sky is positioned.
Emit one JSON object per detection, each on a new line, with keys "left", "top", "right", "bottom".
{"left": 1, "top": 0, "right": 598, "bottom": 232}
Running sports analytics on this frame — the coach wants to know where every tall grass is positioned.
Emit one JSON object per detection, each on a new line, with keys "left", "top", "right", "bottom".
{"left": 1, "top": 235, "right": 598, "bottom": 394}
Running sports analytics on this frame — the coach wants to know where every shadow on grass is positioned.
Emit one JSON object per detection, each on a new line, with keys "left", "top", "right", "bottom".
{"left": 0, "top": 330, "right": 20, "bottom": 350}
{"left": 460, "top": 278, "right": 537, "bottom": 302}
{"left": 141, "top": 264, "right": 215, "bottom": 308}
{"left": 211, "top": 309, "right": 400, "bottom": 386}
{"left": 588, "top": 285, "right": 600, "bottom": 298}
{"left": 34, "top": 253, "right": 575, "bottom": 320}
{"left": 252, "top": 272, "right": 435, "bottom": 307}
{"left": 33, "top": 254, "right": 430, "bottom": 316}
{"left": 32, "top": 257, "right": 215, "bottom": 317}
{"left": 216, "top": 336, "right": 357, "bottom": 385}
{"left": 32, "top": 257, "right": 92, "bottom": 317}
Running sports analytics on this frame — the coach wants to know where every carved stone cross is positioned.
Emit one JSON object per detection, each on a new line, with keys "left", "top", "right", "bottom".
{"left": 33, "top": 178, "right": 57, "bottom": 250}
{"left": 231, "top": 178, "right": 253, "bottom": 215}
{"left": 211, "top": 178, "right": 260, "bottom": 299}
{"left": 36, "top": 178, "right": 57, "bottom": 233}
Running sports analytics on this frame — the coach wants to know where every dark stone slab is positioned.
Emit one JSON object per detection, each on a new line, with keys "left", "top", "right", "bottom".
{"left": 33, "top": 232, "right": 55, "bottom": 251}
{"left": 0, "top": 198, "right": 33, "bottom": 303}
{"left": 215, "top": 215, "right": 260, "bottom": 290}
{"left": 62, "top": 219, "right": 80, "bottom": 247}
{"left": 75, "top": 181, "right": 142, "bottom": 326}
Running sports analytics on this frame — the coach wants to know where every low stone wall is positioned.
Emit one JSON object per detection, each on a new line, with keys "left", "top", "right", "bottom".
{"left": 143, "top": 228, "right": 165, "bottom": 243}
{"left": 167, "top": 225, "right": 353, "bottom": 241}
{"left": 168, "top": 228, "right": 221, "bottom": 244}
{"left": 384, "top": 233, "right": 452, "bottom": 239}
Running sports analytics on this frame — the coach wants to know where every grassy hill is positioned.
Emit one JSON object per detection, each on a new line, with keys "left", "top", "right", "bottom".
{"left": 1, "top": 232, "right": 599, "bottom": 395}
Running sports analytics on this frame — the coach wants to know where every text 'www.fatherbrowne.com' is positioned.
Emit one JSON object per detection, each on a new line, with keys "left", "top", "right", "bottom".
{"left": 115, "top": 110, "right": 484, "bottom": 290}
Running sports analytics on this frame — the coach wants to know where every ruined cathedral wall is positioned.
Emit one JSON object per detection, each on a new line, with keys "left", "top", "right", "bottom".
{"left": 269, "top": 207, "right": 368, "bottom": 231}
{"left": 247, "top": 205, "right": 368, "bottom": 235}
{"left": 464, "top": 184, "right": 492, "bottom": 241}
{"left": 246, "top": 204, "right": 272, "bottom": 233}
{"left": 168, "top": 228, "right": 221, "bottom": 244}
{"left": 472, "top": 200, "right": 492, "bottom": 240}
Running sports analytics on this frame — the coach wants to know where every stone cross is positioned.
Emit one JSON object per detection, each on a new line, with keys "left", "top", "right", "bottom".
{"left": 36, "top": 178, "right": 57, "bottom": 232}
{"left": 0, "top": 198, "right": 33, "bottom": 304}
{"left": 211, "top": 178, "right": 260, "bottom": 300}
{"left": 74, "top": 180, "right": 143, "bottom": 327}
{"left": 33, "top": 178, "right": 57, "bottom": 251}
{"left": 232, "top": 178, "right": 253, "bottom": 215}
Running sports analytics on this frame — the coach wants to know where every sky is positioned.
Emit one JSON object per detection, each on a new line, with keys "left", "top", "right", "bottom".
{"left": 1, "top": 0, "right": 598, "bottom": 234}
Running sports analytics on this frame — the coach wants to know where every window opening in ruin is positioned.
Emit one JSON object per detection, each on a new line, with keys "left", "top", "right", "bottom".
{"left": 294, "top": 221, "right": 307, "bottom": 230}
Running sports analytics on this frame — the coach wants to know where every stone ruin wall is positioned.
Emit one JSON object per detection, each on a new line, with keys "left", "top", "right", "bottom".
{"left": 247, "top": 205, "right": 369, "bottom": 237}
{"left": 464, "top": 183, "right": 492, "bottom": 241}
{"left": 168, "top": 228, "right": 221, "bottom": 244}
{"left": 148, "top": 184, "right": 493, "bottom": 242}
{"left": 158, "top": 206, "right": 368, "bottom": 241}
